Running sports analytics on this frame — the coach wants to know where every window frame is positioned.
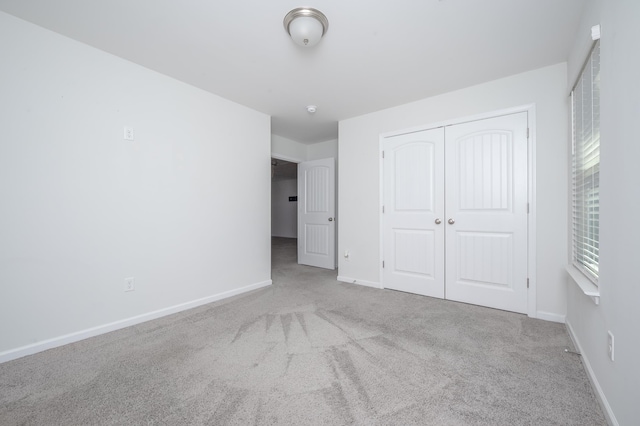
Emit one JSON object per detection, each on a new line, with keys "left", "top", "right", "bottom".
{"left": 571, "top": 40, "right": 600, "bottom": 285}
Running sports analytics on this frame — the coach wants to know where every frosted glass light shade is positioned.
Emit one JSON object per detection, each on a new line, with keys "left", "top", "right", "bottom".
{"left": 283, "top": 8, "right": 329, "bottom": 47}
{"left": 289, "top": 16, "right": 323, "bottom": 46}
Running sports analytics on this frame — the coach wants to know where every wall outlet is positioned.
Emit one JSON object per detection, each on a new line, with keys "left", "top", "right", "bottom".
{"left": 124, "top": 277, "right": 135, "bottom": 292}
{"left": 124, "top": 126, "right": 134, "bottom": 141}
{"left": 607, "top": 331, "right": 614, "bottom": 361}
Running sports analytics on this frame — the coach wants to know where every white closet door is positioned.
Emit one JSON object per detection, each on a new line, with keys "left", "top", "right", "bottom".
{"left": 444, "top": 112, "right": 528, "bottom": 313}
{"left": 382, "top": 128, "right": 445, "bottom": 298}
{"left": 298, "top": 158, "right": 335, "bottom": 269}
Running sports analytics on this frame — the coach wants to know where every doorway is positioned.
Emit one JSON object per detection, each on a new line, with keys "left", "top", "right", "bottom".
{"left": 271, "top": 156, "right": 337, "bottom": 270}
{"left": 271, "top": 158, "right": 298, "bottom": 239}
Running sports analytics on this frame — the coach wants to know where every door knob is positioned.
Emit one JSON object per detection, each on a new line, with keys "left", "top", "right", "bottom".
{"left": 328, "top": 217, "right": 333, "bottom": 221}
{"left": 435, "top": 218, "right": 442, "bottom": 225}
{"left": 448, "top": 218, "right": 455, "bottom": 225}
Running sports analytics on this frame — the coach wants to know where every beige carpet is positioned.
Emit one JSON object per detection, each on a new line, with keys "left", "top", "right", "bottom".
{"left": 0, "top": 237, "right": 606, "bottom": 425}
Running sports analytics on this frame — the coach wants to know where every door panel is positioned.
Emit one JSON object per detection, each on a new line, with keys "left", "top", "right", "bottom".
{"left": 298, "top": 158, "right": 335, "bottom": 269}
{"left": 445, "top": 112, "right": 528, "bottom": 313}
{"left": 458, "top": 133, "right": 512, "bottom": 211}
{"left": 394, "top": 229, "right": 435, "bottom": 276}
{"left": 383, "top": 128, "right": 445, "bottom": 298}
{"left": 456, "top": 231, "right": 513, "bottom": 288}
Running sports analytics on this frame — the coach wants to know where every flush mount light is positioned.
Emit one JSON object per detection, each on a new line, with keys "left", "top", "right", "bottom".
{"left": 306, "top": 105, "right": 317, "bottom": 113}
{"left": 283, "top": 7, "right": 329, "bottom": 47}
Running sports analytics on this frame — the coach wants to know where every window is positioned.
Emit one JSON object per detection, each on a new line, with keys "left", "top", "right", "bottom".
{"left": 571, "top": 40, "right": 600, "bottom": 284}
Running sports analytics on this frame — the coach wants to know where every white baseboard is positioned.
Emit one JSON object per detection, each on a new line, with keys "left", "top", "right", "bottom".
{"left": 337, "top": 276, "right": 382, "bottom": 289}
{"left": 0, "top": 279, "right": 272, "bottom": 364}
{"left": 535, "top": 310, "right": 566, "bottom": 323}
{"left": 566, "top": 320, "right": 618, "bottom": 426}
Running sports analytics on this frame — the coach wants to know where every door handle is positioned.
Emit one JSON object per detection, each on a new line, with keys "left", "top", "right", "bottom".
{"left": 435, "top": 218, "right": 442, "bottom": 225}
{"left": 328, "top": 217, "right": 333, "bottom": 222}
{"left": 448, "top": 218, "right": 455, "bottom": 225}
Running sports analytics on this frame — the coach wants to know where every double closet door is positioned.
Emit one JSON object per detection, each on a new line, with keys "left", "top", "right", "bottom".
{"left": 382, "top": 112, "right": 528, "bottom": 314}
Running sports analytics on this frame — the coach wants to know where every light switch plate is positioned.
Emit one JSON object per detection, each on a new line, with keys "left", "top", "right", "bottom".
{"left": 124, "top": 277, "right": 135, "bottom": 292}
{"left": 124, "top": 127, "right": 134, "bottom": 141}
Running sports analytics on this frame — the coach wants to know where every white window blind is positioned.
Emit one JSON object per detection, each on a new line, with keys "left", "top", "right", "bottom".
{"left": 571, "top": 40, "right": 600, "bottom": 284}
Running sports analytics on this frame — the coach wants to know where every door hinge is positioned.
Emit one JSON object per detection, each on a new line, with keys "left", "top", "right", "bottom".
{"left": 382, "top": 261, "right": 385, "bottom": 268}
{"left": 382, "top": 205, "right": 385, "bottom": 213}
{"left": 527, "top": 203, "right": 530, "bottom": 214}
{"left": 527, "top": 128, "right": 530, "bottom": 139}
{"left": 527, "top": 278, "right": 530, "bottom": 288}
{"left": 382, "top": 151, "right": 385, "bottom": 159}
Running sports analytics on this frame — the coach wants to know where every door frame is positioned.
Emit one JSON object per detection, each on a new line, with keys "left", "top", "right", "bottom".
{"left": 378, "top": 104, "right": 537, "bottom": 318}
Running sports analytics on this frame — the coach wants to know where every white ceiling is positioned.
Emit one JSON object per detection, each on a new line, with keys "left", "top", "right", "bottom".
{"left": 0, "top": 0, "right": 586, "bottom": 144}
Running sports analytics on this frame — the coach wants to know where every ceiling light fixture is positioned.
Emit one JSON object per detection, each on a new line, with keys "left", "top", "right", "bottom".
{"left": 283, "top": 7, "right": 329, "bottom": 47}
{"left": 307, "top": 105, "right": 317, "bottom": 113}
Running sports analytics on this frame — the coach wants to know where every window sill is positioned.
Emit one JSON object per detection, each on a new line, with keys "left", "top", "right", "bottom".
{"left": 566, "top": 265, "right": 600, "bottom": 305}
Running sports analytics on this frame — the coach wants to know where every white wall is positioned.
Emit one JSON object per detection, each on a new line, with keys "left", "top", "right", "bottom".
{"left": 307, "top": 139, "right": 338, "bottom": 161}
{"left": 0, "top": 12, "right": 272, "bottom": 359}
{"left": 271, "top": 179, "right": 298, "bottom": 238}
{"left": 338, "top": 63, "right": 569, "bottom": 319}
{"left": 566, "top": 1, "right": 640, "bottom": 425}
{"left": 271, "top": 135, "right": 337, "bottom": 162}
{"left": 271, "top": 134, "right": 307, "bottom": 162}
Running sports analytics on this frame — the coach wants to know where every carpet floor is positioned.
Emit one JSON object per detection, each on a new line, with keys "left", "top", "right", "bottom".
{"left": 0, "top": 237, "right": 606, "bottom": 425}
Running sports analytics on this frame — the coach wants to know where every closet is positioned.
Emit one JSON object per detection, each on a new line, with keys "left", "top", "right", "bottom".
{"left": 382, "top": 112, "right": 528, "bottom": 313}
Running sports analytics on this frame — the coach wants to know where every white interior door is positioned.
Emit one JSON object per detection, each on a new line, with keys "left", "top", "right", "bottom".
{"left": 382, "top": 128, "right": 445, "bottom": 298}
{"left": 298, "top": 158, "right": 335, "bottom": 269}
{"left": 444, "top": 112, "right": 528, "bottom": 313}
{"left": 381, "top": 112, "right": 529, "bottom": 314}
